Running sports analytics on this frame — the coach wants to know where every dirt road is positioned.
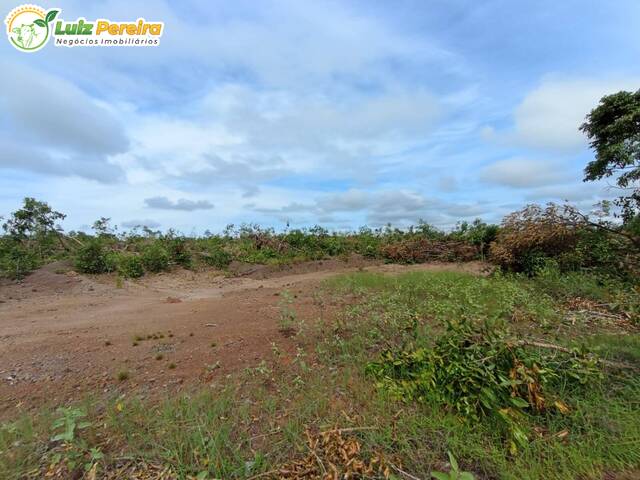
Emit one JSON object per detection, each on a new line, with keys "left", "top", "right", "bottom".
{"left": 0, "top": 259, "right": 487, "bottom": 418}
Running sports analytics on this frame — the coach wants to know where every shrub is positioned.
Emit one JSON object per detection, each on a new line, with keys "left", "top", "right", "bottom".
{"left": 201, "top": 247, "right": 232, "bottom": 269}
{"left": 165, "top": 237, "right": 192, "bottom": 268}
{"left": 141, "top": 243, "right": 170, "bottom": 272}
{"left": 490, "top": 204, "right": 580, "bottom": 274}
{"left": 74, "top": 240, "right": 112, "bottom": 274}
{"left": 0, "top": 239, "right": 39, "bottom": 279}
{"left": 117, "top": 254, "right": 145, "bottom": 278}
{"left": 366, "top": 318, "right": 600, "bottom": 452}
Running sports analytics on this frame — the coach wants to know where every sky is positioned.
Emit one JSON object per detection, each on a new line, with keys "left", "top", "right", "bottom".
{"left": 1, "top": 0, "right": 639, "bottom": 233}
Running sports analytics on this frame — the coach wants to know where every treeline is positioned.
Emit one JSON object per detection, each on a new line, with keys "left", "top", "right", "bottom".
{"left": 1, "top": 197, "right": 638, "bottom": 282}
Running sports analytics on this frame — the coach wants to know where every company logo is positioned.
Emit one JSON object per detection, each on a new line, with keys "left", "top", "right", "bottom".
{"left": 5, "top": 4, "right": 163, "bottom": 52}
{"left": 5, "top": 4, "right": 57, "bottom": 52}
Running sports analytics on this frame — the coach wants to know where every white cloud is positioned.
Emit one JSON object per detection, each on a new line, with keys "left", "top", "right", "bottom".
{"left": 512, "top": 77, "right": 640, "bottom": 151}
{"left": 0, "top": 63, "right": 128, "bottom": 183}
{"left": 145, "top": 196, "right": 214, "bottom": 211}
{"left": 480, "top": 158, "right": 572, "bottom": 188}
{"left": 255, "top": 188, "right": 489, "bottom": 227}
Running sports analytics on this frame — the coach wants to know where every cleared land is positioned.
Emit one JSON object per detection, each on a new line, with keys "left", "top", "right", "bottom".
{"left": 1, "top": 260, "right": 638, "bottom": 480}
{"left": 0, "top": 258, "right": 487, "bottom": 417}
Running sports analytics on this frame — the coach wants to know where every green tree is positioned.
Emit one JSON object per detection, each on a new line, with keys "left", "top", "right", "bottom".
{"left": 581, "top": 89, "right": 640, "bottom": 222}
{"left": 3, "top": 197, "right": 66, "bottom": 240}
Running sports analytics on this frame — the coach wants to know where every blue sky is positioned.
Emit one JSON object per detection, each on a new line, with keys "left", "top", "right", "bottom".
{"left": 1, "top": 0, "right": 639, "bottom": 233}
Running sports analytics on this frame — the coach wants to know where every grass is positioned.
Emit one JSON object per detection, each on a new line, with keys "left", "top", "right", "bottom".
{"left": 1, "top": 270, "right": 638, "bottom": 479}
{"left": 116, "top": 370, "right": 129, "bottom": 382}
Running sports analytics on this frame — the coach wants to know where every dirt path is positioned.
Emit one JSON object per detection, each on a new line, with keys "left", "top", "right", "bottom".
{"left": 0, "top": 260, "right": 488, "bottom": 418}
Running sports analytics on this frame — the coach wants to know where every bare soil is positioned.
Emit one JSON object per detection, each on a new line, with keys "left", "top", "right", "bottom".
{"left": 0, "top": 258, "right": 489, "bottom": 419}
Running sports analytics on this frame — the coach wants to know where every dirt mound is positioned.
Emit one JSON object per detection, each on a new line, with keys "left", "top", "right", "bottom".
{"left": 0, "top": 261, "right": 109, "bottom": 302}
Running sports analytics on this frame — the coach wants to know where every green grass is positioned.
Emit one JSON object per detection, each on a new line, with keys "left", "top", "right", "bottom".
{"left": 1, "top": 271, "right": 638, "bottom": 479}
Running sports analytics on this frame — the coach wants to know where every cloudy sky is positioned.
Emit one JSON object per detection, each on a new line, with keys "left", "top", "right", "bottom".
{"left": 1, "top": 0, "right": 639, "bottom": 233}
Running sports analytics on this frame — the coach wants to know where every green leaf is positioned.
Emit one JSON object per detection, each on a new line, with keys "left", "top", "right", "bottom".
{"left": 34, "top": 19, "right": 46, "bottom": 27}
{"left": 431, "top": 473, "right": 450, "bottom": 480}
{"left": 196, "top": 472, "right": 208, "bottom": 480}
{"left": 447, "top": 451, "right": 459, "bottom": 472}
{"left": 459, "top": 473, "right": 475, "bottom": 480}
{"left": 510, "top": 397, "right": 529, "bottom": 408}
{"left": 46, "top": 10, "right": 59, "bottom": 23}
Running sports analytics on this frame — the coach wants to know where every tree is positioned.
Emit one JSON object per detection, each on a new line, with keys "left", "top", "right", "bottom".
{"left": 2, "top": 197, "right": 68, "bottom": 250}
{"left": 580, "top": 89, "right": 640, "bottom": 222}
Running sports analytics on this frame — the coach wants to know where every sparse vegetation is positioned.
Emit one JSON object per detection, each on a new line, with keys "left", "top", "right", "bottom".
{"left": 1, "top": 91, "right": 639, "bottom": 480}
{"left": 2, "top": 269, "right": 638, "bottom": 479}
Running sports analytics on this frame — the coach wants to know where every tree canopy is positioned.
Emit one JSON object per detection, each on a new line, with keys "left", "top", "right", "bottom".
{"left": 581, "top": 89, "right": 640, "bottom": 222}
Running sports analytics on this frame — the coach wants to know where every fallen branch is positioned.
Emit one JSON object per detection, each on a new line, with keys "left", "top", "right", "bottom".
{"left": 321, "top": 426, "right": 377, "bottom": 434}
{"left": 390, "top": 463, "right": 423, "bottom": 480}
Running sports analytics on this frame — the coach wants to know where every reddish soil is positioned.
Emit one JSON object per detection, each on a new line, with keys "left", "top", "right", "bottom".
{"left": 0, "top": 258, "right": 489, "bottom": 419}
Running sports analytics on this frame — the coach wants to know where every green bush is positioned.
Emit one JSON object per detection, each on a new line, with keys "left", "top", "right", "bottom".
{"left": 74, "top": 240, "right": 113, "bottom": 274}
{"left": 366, "top": 318, "right": 601, "bottom": 452}
{"left": 165, "top": 237, "right": 192, "bottom": 268}
{"left": 0, "top": 240, "right": 39, "bottom": 279}
{"left": 201, "top": 247, "right": 232, "bottom": 269}
{"left": 117, "top": 254, "right": 145, "bottom": 278}
{"left": 141, "top": 243, "right": 170, "bottom": 272}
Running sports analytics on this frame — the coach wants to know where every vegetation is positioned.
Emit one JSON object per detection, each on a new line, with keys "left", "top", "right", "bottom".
{"left": 0, "top": 91, "right": 639, "bottom": 479}
{"left": 581, "top": 88, "right": 640, "bottom": 226}
{"left": 1, "top": 270, "right": 638, "bottom": 479}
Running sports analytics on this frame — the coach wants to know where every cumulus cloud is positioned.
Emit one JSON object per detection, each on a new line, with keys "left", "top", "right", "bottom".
{"left": 144, "top": 196, "right": 214, "bottom": 211}
{"left": 255, "top": 189, "right": 489, "bottom": 227}
{"left": 508, "top": 77, "right": 639, "bottom": 151}
{"left": 524, "top": 183, "right": 605, "bottom": 202}
{"left": 480, "top": 158, "right": 572, "bottom": 188}
{"left": 0, "top": 63, "right": 128, "bottom": 183}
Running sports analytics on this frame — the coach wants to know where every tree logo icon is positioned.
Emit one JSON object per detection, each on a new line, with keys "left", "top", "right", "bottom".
{"left": 5, "top": 4, "right": 59, "bottom": 52}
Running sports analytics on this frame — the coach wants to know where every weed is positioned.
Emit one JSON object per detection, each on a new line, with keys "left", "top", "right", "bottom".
{"left": 116, "top": 370, "right": 129, "bottom": 381}
{"left": 155, "top": 354, "right": 164, "bottom": 360}
{"left": 168, "top": 363, "right": 176, "bottom": 370}
{"left": 278, "top": 289, "right": 300, "bottom": 335}
{"left": 431, "top": 452, "right": 475, "bottom": 480}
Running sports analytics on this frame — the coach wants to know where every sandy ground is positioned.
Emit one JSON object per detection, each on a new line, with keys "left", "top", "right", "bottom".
{"left": 0, "top": 258, "right": 488, "bottom": 419}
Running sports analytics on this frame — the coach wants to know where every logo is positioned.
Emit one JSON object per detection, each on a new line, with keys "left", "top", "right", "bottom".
{"left": 5, "top": 4, "right": 163, "bottom": 52}
{"left": 5, "top": 4, "right": 58, "bottom": 52}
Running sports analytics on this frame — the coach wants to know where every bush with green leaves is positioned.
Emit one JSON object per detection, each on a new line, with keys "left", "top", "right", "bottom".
{"left": 141, "top": 243, "right": 170, "bottom": 272}
{"left": 74, "top": 240, "right": 114, "bottom": 274}
{"left": 164, "top": 236, "right": 192, "bottom": 268}
{"left": 200, "top": 246, "right": 232, "bottom": 269}
{"left": 117, "top": 254, "right": 145, "bottom": 278}
{"left": 0, "top": 239, "right": 39, "bottom": 279}
{"left": 366, "top": 317, "right": 601, "bottom": 452}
